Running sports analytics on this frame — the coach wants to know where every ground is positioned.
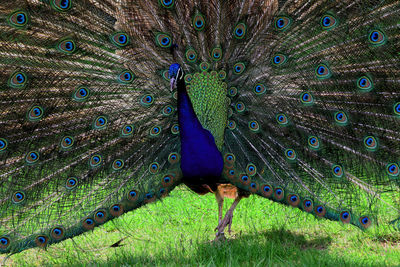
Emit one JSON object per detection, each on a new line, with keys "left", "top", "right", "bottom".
{"left": 1, "top": 185, "right": 399, "bottom": 266}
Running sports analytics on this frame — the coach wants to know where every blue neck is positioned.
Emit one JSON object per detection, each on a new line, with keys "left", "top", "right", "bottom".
{"left": 177, "top": 78, "right": 224, "bottom": 183}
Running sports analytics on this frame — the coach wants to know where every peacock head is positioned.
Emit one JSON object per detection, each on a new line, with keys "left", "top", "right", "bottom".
{"left": 169, "top": 63, "right": 184, "bottom": 91}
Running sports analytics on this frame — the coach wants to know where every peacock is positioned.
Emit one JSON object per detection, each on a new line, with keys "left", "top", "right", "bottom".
{"left": 0, "top": 0, "right": 399, "bottom": 255}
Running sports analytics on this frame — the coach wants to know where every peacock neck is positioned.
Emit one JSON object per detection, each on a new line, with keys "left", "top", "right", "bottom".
{"left": 177, "top": 77, "right": 224, "bottom": 184}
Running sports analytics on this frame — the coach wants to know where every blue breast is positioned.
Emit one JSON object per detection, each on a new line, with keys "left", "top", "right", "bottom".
{"left": 177, "top": 82, "right": 224, "bottom": 182}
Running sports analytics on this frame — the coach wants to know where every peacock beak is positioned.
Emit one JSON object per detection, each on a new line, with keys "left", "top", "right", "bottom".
{"left": 170, "top": 77, "right": 176, "bottom": 91}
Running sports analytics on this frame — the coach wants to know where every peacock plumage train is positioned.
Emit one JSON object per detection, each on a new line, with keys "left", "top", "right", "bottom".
{"left": 0, "top": 0, "right": 399, "bottom": 254}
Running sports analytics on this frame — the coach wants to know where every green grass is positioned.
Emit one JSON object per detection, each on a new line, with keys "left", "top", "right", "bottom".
{"left": 1, "top": 185, "right": 399, "bottom": 266}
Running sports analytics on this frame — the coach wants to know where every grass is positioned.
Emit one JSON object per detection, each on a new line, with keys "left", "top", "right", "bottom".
{"left": 1, "top": 185, "right": 399, "bottom": 266}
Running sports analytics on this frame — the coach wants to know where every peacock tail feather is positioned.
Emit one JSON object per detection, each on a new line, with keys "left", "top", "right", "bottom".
{"left": 0, "top": 0, "right": 399, "bottom": 254}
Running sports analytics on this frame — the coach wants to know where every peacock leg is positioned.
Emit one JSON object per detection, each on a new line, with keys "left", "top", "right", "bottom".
{"left": 215, "top": 188, "right": 224, "bottom": 224}
{"left": 214, "top": 196, "right": 242, "bottom": 241}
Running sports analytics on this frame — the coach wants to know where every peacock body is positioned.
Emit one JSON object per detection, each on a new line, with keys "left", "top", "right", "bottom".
{"left": 0, "top": 0, "right": 399, "bottom": 254}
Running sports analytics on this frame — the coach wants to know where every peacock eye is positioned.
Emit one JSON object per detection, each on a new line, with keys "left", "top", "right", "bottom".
{"left": 89, "top": 154, "right": 103, "bottom": 168}
{"left": 228, "top": 87, "right": 237, "bottom": 97}
{"left": 150, "top": 126, "right": 162, "bottom": 137}
{"left": 334, "top": 111, "right": 348, "bottom": 125}
{"left": 51, "top": 0, "right": 72, "bottom": 11}
{"left": 57, "top": 39, "right": 76, "bottom": 54}
{"left": 193, "top": 13, "right": 205, "bottom": 31}
{"left": 9, "top": 71, "right": 27, "bottom": 88}
{"left": 156, "top": 33, "right": 172, "bottom": 48}
{"left": 140, "top": 94, "right": 154, "bottom": 107}
{"left": 8, "top": 11, "right": 28, "bottom": 28}
{"left": 0, "top": 138, "right": 8, "bottom": 152}
{"left": 111, "top": 32, "right": 129, "bottom": 47}
{"left": 272, "top": 54, "right": 287, "bottom": 66}
{"left": 368, "top": 30, "right": 386, "bottom": 46}
{"left": 254, "top": 83, "right": 266, "bottom": 95}
{"left": 315, "top": 63, "right": 331, "bottom": 79}
{"left": 233, "top": 62, "right": 245, "bottom": 74}
{"left": 118, "top": 70, "right": 134, "bottom": 83}
{"left": 160, "top": 0, "right": 174, "bottom": 8}
{"left": 66, "top": 177, "right": 78, "bottom": 189}
{"left": 234, "top": 23, "right": 247, "bottom": 39}
{"left": 321, "top": 14, "right": 337, "bottom": 30}
{"left": 211, "top": 47, "right": 222, "bottom": 61}
{"left": 274, "top": 16, "right": 291, "bottom": 31}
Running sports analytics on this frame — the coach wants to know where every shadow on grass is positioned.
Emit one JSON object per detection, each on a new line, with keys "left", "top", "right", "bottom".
{"left": 92, "top": 227, "right": 374, "bottom": 267}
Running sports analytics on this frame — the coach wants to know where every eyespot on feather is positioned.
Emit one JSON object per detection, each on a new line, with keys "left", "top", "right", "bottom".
{"left": 93, "top": 115, "right": 107, "bottom": 130}
{"left": 272, "top": 54, "right": 287, "bottom": 66}
{"left": 276, "top": 113, "right": 288, "bottom": 126}
{"left": 308, "top": 136, "right": 320, "bottom": 150}
{"left": 121, "top": 124, "right": 135, "bottom": 137}
{"left": 110, "top": 32, "right": 129, "bottom": 47}
{"left": 149, "top": 126, "right": 162, "bottom": 137}
{"left": 118, "top": 70, "right": 134, "bottom": 84}
{"left": 65, "top": 177, "right": 78, "bottom": 190}
{"left": 274, "top": 187, "right": 284, "bottom": 201}
{"left": 287, "top": 194, "right": 300, "bottom": 207}
{"left": 112, "top": 159, "right": 124, "bottom": 171}
{"left": 8, "top": 71, "right": 27, "bottom": 88}
{"left": 274, "top": 16, "right": 291, "bottom": 31}
{"left": 315, "top": 205, "right": 326, "bottom": 217}
{"left": 211, "top": 47, "right": 222, "bottom": 61}
{"left": 254, "top": 83, "right": 267, "bottom": 95}
{"left": 82, "top": 218, "right": 95, "bottom": 230}
{"left": 127, "top": 189, "right": 139, "bottom": 202}
{"left": 0, "top": 237, "right": 10, "bottom": 250}
{"left": 110, "top": 204, "right": 124, "bottom": 217}
{"left": 320, "top": 14, "right": 338, "bottom": 30}
{"left": 171, "top": 124, "right": 180, "bottom": 135}
{"left": 233, "top": 62, "right": 245, "bottom": 75}
{"left": 89, "top": 154, "right": 103, "bottom": 168}
{"left": 168, "top": 152, "right": 180, "bottom": 164}
{"left": 73, "top": 86, "right": 90, "bottom": 102}
{"left": 50, "top": 227, "right": 65, "bottom": 240}
{"left": 156, "top": 33, "right": 172, "bottom": 48}
{"left": 60, "top": 136, "right": 74, "bottom": 150}
{"left": 12, "top": 191, "right": 26, "bottom": 204}
{"left": 193, "top": 13, "right": 206, "bottom": 31}
{"left": 227, "top": 120, "right": 236, "bottom": 130}
{"left": 359, "top": 216, "right": 372, "bottom": 229}
{"left": 248, "top": 120, "right": 260, "bottom": 133}
{"left": 332, "top": 164, "right": 344, "bottom": 178}
{"left": 8, "top": 11, "right": 28, "bottom": 28}
{"left": 159, "top": 0, "right": 174, "bottom": 8}
{"left": 368, "top": 30, "right": 386, "bottom": 46}
{"left": 262, "top": 184, "right": 273, "bottom": 198}
{"left": 186, "top": 48, "right": 197, "bottom": 62}
{"left": 303, "top": 199, "right": 313, "bottom": 212}
{"left": 200, "top": 62, "right": 210, "bottom": 71}
{"left": 27, "top": 105, "right": 44, "bottom": 121}
{"left": 140, "top": 94, "right": 154, "bottom": 107}
{"left": 51, "top": 0, "right": 72, "bottom": 11}
{"left": 228, "top": 87, "right": 238, "bottom": 97}
{"left": 386, "top": 163, "right": 399, "bottom": 177}
{"left": 0, "top": 138, "right": 8, "bottom": 152}
{"left": 357, "top": 76, "right": 373, "bottom": 92}
{"left": 234, "top": 23, "right": 247, "bottom": 39}
{"left": 35, "top": 235, "right": 49, "bottom": 248}
{"left": 57, "top": 39, "right": 76, "bottom": 54}
{"left": 235, "top": 102, "right": 245, "bottom": 113}
{"left": 340, "top": 211, "right": 351, "bottom": 224}
{"left": 315, "top": 63, "right": 331, "bottom": 79}
{"left": 94, "top": 210, "right": 107, "bottom": 224}
{"left": 25, "top": 151, "right": 39, "bottom": 165}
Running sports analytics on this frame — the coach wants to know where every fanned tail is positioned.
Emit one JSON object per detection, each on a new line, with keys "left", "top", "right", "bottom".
{"left": 0, "top": 0, "right": 182, "bottom": 254}
{"left": 221, "top": 0, "right": 400, "bottom": 230}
